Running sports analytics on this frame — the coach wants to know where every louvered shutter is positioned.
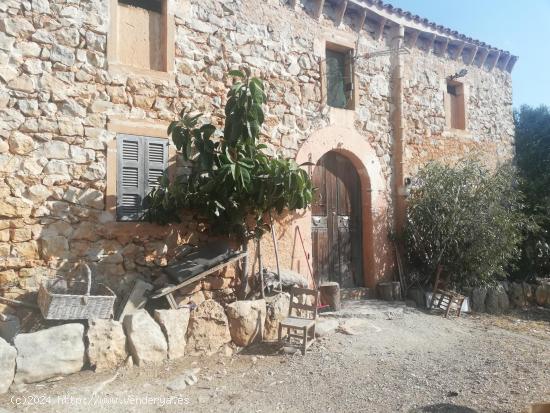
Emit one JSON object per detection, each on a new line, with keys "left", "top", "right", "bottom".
{"left": 117, "top": 134, "right": 144, "bottom": 221}
{"left": 144, "top": 137, "right": 168, "bottom": 194}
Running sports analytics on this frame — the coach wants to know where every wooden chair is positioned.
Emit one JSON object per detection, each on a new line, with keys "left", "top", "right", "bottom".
{"left": 431, "top": 265, "right": 466, "bottom": 318}
{"left": 278, "top": 287, "right": 319, "bottom": 355}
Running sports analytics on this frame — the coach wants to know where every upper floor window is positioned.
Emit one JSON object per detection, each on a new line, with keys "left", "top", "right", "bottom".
{"left": 446, "top": 80, "right": 466, "bottom": 130}
{"left": 117, "top": 134, "right": 168, "bottom": 221}
{"left": 108, "top": 0, "right": 174, "bottom": 75}
{"left": 325, "top": 46, "right": 355, "bottom": 110}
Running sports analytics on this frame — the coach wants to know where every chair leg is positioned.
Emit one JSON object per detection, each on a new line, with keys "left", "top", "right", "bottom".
{"left": 444, "top": 296, "right": 452, "bottom": 318}
{"left": 278, "top": 322, "right": 282, "bottom": 342}
{"left": 302, "top": 327, "right": 307, "bottom": 355}
{"left": 457, "top": 298, "right": 463, "bottom": 317}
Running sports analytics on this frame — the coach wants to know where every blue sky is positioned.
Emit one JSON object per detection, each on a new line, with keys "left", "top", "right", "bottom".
{"left": 387, "top": 0, "right": 550, "bottom": 109}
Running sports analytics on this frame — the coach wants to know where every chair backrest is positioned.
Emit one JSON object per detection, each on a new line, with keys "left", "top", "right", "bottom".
{"left": 289, "top": 286, "right": 319, "bottom": 320}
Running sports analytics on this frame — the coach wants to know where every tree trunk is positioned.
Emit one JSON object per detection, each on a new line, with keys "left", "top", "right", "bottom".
{"left": 238, "top": 241, "right": 250, "bottom": 300}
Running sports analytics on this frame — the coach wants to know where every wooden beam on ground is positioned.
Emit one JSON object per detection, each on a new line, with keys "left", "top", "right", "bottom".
{"left": 335, "top": 0, "right": 348, "bottom": 26}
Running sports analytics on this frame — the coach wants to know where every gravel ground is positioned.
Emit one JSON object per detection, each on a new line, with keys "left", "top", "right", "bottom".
{"left": 0, "top": 306, "right": 548, "bottom": 413}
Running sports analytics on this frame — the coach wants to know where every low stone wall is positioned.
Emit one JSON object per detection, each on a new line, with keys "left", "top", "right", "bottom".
{"left": 0, "top": 293, "right": 290, "bottom": 393}
{"left": 408, "top": 280, "right": 550, "bottom": 314}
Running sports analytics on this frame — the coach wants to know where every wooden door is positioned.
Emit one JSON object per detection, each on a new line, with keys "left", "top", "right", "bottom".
{"left": 311, "top": 152, "right": 362, "bottom": 287}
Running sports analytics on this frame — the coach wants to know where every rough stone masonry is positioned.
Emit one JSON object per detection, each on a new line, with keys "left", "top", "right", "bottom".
{"left": 0, "top": 0, "right": 516, "bottom": 306}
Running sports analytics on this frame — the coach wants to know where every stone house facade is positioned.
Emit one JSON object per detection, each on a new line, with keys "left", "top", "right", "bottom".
{"left": 0, "top": 0, "right": 516, "bottom": 307}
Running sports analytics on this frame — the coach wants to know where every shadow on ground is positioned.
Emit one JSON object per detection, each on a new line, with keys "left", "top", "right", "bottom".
{"left": 409, "top": 403, "right": 478, "bottom": 413}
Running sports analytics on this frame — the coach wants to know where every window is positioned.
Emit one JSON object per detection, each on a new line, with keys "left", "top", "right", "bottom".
{"left": 117, "top": 134, "right": 168, "bottom": 221}
{"left": 326, "top": 47, "right": 354, "bottom": 109}
{"left": 446, "top": 81, "right": 466, "bottom": 130}
{"left": 108, "top": 0, "right": 174, "bottom": 74}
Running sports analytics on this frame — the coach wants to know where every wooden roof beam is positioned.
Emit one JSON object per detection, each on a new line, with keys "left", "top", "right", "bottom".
{"left": 477, "top": 48, "right": 490, "bottom": 68}
{"left": 374, "top": 17, "right": 386, "bottom": 41}
{"left": 314, "top": 0, "right": 325, "bottom": 20}
{"left": 453, "top": 42, "right": 466, "bottom": 61}
{"left": 506, "top": 55, "right": 518, "bottom": 73}
{"left": 355, "top": 6, "right": 367, "bottom": 32}
{"left": 487, "top": 50, "right": 501, "bottom": 71}
{"left": 335, "top": 0, "right": 349, "bottom": 26}
{"left": 465, "top": 46, "right": 478, "bottom": 65}
{"left": 498, "top": 53, "right": 512, "bottom": 71}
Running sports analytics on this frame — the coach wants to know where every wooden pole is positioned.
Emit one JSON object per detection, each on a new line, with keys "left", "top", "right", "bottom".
{"left": 269, "top": 212, "right": 282, "bottom": 293}
{"left": 257, "top": 238, "right": 265, "bottom": 299}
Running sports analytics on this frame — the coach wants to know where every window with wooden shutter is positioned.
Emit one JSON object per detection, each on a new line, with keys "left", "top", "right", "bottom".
{"left": 117, "top": 134, "right": 168, "bottom": 221}
{"left": 326, "top": 46, "right": 355, "bottom": 110}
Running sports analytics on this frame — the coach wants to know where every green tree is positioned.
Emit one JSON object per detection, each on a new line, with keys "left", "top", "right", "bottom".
{"left": 144, "top": 69, "right": 313, "bottom": 291}
{"left": 514, "top": 105, "right": 550, "bottom": 280}
{"left": 404, "top": 159, "right": 526, "bottom": 289}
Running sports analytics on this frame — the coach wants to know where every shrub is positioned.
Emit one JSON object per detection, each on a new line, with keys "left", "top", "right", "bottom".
{"left": 514, "top": 105, "right": 550, "bottom": 280}
{"left": 404, "top": 159, "right": 526, "bottom": 289}
{"left": 145, "top": 70, "right": 313, "bottom": 241}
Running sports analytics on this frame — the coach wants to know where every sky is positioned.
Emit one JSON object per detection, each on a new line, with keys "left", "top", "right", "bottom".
{"left": 386, "top": 0, "right": 550, "bottom": 109}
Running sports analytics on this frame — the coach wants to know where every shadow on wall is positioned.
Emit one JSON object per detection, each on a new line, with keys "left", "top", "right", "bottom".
{"left": 409, "top": 404, "right": 478, "bottom": 413}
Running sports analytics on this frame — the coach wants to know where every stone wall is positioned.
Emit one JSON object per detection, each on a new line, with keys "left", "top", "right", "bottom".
{"left": 0, "top": 0, "right": 515, "bottom": 306}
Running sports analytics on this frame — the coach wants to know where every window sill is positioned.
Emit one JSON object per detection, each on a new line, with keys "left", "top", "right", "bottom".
{"left": 443, "top": 128, "right": 471, "bottom": 138}
{"left": 108, "top": 62, "right": 175, "bottom": 83}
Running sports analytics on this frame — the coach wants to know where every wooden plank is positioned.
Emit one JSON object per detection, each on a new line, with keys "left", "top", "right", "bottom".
{"left": 151, "top": 252, "right": 247, "bottom": 298}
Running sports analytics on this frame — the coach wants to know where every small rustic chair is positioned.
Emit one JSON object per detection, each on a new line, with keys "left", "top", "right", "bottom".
{"left": 431, "top": 265, "right": 466, "bottom": 318}
{"left": 278, "top": 286, "right": 319, "bottom": 355}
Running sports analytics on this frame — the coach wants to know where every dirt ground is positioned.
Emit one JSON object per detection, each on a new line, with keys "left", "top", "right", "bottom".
{"left": 0, "top": 306, "right": 548, "bottom": 413}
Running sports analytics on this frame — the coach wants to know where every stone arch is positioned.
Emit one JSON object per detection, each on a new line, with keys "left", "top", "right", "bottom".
{"left": 294, "top": 125, "right": 393, "bottom": 288}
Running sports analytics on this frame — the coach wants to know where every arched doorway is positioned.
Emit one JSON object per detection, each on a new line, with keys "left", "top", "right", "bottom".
{"left": 311, "top": 151, "right": 363, "bottom": 287}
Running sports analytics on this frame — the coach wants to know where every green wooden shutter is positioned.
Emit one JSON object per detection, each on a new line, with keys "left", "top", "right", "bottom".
{"left": 117, "top": 134, "right": 144, "bottom": 221}
{"left": 144, "top": 137, "right": 169, "bottom": 194}
{"left": 344, "top": 49, "right": 354, "bottom": 109}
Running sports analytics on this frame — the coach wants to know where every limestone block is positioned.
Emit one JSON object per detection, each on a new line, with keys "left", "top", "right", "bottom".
{"left": 40, "top": 235, "right": 69, "bottom": 259}
{"left": 0, "top": 337, "right": 16, "bottom": 393}
{"left": 13, "top": 324, "right": 85, "bottom": 384}
{"left": 485, "top": 284, "right": 510, "bottom": 314}
{"left": 123, "top": 309, "right": 167, "bottom": 365}
{"left": 535, "top": 282, "right": 550, "bottom": 307}
{"left": 8, "top": 131, "right": 35, "bottom": 155}
{"left": 87, "top": 319, "right": 128, "bottom": 372}
{"left": 154, "top": 308, "right": 191, "bottom": 360}
{"left": 186, "top": 300, "right": 231, "bottom": 356}
{"left": 51, "top": 44, "right": 75, "bottom": 66}
{"left": 264, "top": 292, "right": 290, "bottom": 341}
{"left": 226, "top": 299, "right": 266, "bottom": 347}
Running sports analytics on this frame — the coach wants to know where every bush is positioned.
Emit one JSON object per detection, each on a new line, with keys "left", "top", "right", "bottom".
{"left": 514, "top": 105, "right": 550, "bottom": 280}
{"left": 404, "top": 159, "right": 526, "bottom": 289}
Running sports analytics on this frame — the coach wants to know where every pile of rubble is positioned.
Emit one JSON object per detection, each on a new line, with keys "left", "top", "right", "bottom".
{"left": 0, "top": 293, "right": 290, "bottom": 394}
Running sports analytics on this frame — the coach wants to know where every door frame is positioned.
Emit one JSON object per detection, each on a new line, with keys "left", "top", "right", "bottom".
{"left": 311, "top": 151, "right": 363, "bottom": 287}
{"left": 295, "top": 125, "right": 393, "bottom": 288}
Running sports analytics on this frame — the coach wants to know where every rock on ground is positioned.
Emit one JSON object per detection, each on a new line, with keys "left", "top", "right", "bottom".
{"left": 13, "top": 323, "right": 85, "bottom": 385}
{"left": 485, "top": 284, "right": 510, "bottom": 314}
{"left": 470, "top": 286, "right": 487, "bottom": 313}
{"left": 154, "top": 308, "right": 190, "bottom": 360}
{"left": 186, "top": 299, "right": 231, "bottom": 356}
{"left": 123, "top": 310, "right": 167, "bottom": 366}
{"left": 264, "top": 293, "right": 290, "bottom": 341}
{"left": 87, "top": 319, "right": 128, "bottom": 372}
{"left": 226, "top": 299, "right": 267, "bottom": 347}
{"left": 0, "top": 337, "right": 16, "bottom": 394}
